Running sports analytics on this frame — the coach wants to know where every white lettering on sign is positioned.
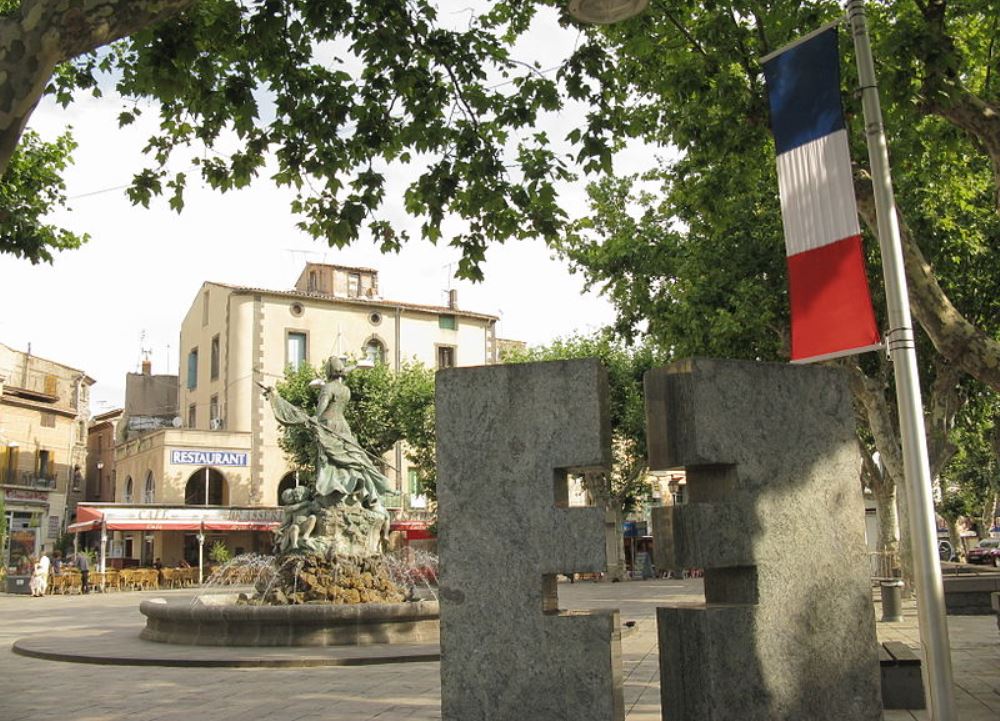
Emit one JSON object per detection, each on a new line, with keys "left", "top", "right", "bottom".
{"left": 169, "top": 449, "right": 249, "bottom": 466}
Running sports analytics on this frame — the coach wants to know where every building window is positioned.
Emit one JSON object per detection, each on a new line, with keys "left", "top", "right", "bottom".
{"left": 36, "top": 449, "right": 52, "bottom": 480}
{"left": 2, "top": 445, "right": 19, "bottom": 484}
{"left": 44, "top": 374, "right": 57, "bottom": 396}
{"left": 72, "top": 465, "right": 83, "bottom": 491}
{"left": 408, "top": 468, "right": 421, "bottom": 496}
{"left": 77, "top": 421, "right": 86, "bottom": 443}
{"left": 144, "top": 471, "right": 155, "bottom": 503}
{"left": 210, "top": 334, "right": 220, "bottom": 380}
{"left": 209, "top": 395, "right": 220, "bottom": 428}
{"left": 348, "top": 272, "right": 361, "bottom": 297}
{"left": 365, "top": 339, "right": 386, "bottom": 365}
{"left": 124, "top": 476, "right": 134, "bottom": 503}
{"left": 308, "top": 271, "right": 318, "bottom": 292}
{"left": 40, "top": 413, "right": 55, "bottom": 428}
{"left": 439, "top": 314, "right": 457, "bottom": 330}
{"left": 437, "top": 345, "right": 456, "bottom": 369}
{"left": 287, "top": 331, "right": 307, "bottom": 371}
{"left": 187, "top": 348, "right": 198, "bottom": 390}
{"left": 188, "top": 403, "right": 197, "bottom": 429}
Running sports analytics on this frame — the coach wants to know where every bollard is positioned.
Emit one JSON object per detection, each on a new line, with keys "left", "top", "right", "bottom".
{"left": 880, "top": 579, "right": 905, "bottom": 622}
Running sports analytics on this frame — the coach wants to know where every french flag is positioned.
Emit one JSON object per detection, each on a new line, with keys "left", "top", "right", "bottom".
{"left": 763, "top": 26, "right": 881, "bottom": 363}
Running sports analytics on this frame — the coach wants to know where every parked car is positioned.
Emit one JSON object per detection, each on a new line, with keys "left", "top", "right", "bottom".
{"left": 965, "top": 538, "right": 1000, "bottom": 567}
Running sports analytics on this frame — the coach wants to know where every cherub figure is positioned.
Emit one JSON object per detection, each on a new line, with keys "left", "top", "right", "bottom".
{"left": 275, "top": 486, "right": 319, "bottom": 553}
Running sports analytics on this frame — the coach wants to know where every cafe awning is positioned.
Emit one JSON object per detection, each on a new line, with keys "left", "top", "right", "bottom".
{"left": 390, "top": 519, "right": 434, "bottom": 540}
{"left": 68, "top": 503, "right": 283, "bottom": 534}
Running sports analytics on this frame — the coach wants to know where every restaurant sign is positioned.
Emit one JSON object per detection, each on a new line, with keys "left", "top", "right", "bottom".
{"left": 170, "top": 449, "right": 249, "bottom": 467}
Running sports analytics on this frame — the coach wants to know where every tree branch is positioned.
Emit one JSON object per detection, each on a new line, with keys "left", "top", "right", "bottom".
{"left": 855, "top": 175, "right": 1000, "bottom": 391}
{"left": 0, "top": 0, "right": 196, "bottom": 177}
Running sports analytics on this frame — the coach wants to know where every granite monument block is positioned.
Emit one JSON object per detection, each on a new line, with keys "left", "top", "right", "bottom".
{"left": 437, "top": 359, "right": 624, "bottom": 721}
{"left": 645, "top": 358, "right": 882, "bottom": 721}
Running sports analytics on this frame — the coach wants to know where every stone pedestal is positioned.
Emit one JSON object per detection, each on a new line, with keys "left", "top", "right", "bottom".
{"left": 645, "top": 358, "right": 882, "bottom": 721}
{"left": 312, "top": 505, "right": 385, "bottom": 558}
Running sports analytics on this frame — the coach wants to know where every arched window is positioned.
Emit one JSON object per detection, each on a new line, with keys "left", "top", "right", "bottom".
{"left": 277, "top": 471, "right": 299, "bottom": 504}
{"left": 143, "top": 471, "right": 156, "bottom": 503}
{"left": 124, "top": 476, "right": 134, "bottom": 503}
{"left": 184, "top": 468, "right": 227, "bottom": 505}
{"left": 365, "top": 338, "right": 386, "bottom": 365}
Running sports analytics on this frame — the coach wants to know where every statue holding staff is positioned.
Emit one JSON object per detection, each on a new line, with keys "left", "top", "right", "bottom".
{"left": 261, "top": 357, "right": 393, "bottom": 554}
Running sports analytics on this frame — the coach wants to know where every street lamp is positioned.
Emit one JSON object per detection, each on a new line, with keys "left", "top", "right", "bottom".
{"left": 567, "top": 0, "right": 648, "bottom": 24}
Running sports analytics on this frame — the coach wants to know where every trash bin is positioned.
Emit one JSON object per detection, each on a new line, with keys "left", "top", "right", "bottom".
{"left": 5, "top": 575, "right": 32, "bottom": 595}
{"left": 880, "top": 579, "right": 904, "bottom": 622}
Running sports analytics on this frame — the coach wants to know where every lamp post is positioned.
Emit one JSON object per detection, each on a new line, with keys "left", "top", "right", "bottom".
{"left": 197, "top": 526, "right": 205, "bottom": 585}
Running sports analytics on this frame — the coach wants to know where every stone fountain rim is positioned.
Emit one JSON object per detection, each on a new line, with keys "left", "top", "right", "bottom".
{"left": 140, "top": 596, "right": 440, "bottom": 624}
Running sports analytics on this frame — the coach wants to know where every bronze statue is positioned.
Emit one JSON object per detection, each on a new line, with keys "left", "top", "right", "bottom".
{"left": 263, "top": 357, "right": 392, "bottom": 556}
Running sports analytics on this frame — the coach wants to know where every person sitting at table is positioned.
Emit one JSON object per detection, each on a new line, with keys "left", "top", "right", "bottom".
{"left": 153, "top": 558, "right": 164, "bottom": 570}
{"left": 177, "top": 559, "right": 191, "bottom": 568}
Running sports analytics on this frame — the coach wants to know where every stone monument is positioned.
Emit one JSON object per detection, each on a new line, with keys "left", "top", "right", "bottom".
{"left": 645, "top": 358, "right": 882, "bottom": 720}
{"left": 436, "top": 359, "right": 624, "bottom": 721}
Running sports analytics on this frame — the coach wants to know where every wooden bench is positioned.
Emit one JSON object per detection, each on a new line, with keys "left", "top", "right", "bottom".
{"left": 879, "top": 641, "right": 925, "bottom": 710}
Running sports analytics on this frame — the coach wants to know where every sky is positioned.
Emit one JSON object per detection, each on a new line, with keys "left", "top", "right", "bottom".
{"left": 0, "top": 4, "right": 661, "bottom": 415}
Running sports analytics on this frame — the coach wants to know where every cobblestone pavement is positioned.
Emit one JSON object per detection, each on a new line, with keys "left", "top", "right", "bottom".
{"left": 1, "top": 578, "right": 996, "bottom": 720}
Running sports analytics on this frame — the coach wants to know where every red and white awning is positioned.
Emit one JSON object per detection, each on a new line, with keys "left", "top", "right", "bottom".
{"left": 68, "top": 503, "right": 283, "bottom": 534}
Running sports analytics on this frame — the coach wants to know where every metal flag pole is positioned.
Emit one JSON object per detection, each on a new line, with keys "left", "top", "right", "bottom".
{"left": 845, "top": 1, "right": 956, "bottom": 717}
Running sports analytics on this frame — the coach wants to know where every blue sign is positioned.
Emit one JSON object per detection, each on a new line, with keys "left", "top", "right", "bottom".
{"left": 170, "top": 449, "right": 249, "bottom": 467}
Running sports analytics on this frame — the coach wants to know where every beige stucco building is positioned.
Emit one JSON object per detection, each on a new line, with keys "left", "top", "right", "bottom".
{"left": 0, "top": 343, "right": 93, "bottom": 570}
{"left": 103, "top": 263, "right": 499, "bottom": 565}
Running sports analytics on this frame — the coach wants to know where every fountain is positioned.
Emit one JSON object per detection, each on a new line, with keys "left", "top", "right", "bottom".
{"left": 140, "top": 357, "right": 440, "bottom": 647}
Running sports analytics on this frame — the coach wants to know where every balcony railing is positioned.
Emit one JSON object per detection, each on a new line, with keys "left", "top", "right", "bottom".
{"left": 1, "top": 472, "right": 58, "bottom": 490}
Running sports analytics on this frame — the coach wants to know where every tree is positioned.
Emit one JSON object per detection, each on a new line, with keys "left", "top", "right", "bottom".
{"left": 274, "top": 359, "right": 436, "bottom": 495}
{"left": 503, "top": 331, "right": 669, "bottom": 579}
{"left": 548, "top": 2, "right": 1000, "bottom": 584}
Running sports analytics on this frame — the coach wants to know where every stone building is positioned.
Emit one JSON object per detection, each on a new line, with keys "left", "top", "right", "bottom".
{"left": 85, "top": 408, "right": 122, "bottom": 503}
{"left": 93, "top": 263, "right": 500, "bottom": 566}
{"left": 0, "top": 342, "right": 93, "bottom": 570}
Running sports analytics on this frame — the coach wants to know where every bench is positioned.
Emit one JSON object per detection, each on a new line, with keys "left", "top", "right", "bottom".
{"left": 880, "top": 641, "right": 925, "bottom": 710}
{"left": 942, "top": 574, "right": 1000, "bottom": 615}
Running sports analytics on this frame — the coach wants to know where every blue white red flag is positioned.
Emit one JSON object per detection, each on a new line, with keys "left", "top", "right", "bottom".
{"left": 762, "top": 26, "right": 881, "bottom": 363}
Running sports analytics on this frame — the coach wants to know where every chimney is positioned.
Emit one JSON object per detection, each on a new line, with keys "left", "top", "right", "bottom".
{"left": 448, "top": 289, "right": 458, "bottom": 310}
{"left": 142, "top": 359, "right": 152, "bottom": 376}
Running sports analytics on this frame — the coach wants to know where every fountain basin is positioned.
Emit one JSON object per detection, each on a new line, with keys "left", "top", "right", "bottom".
{"left": 140, "top": 596, "right": 440, "bottom": 647}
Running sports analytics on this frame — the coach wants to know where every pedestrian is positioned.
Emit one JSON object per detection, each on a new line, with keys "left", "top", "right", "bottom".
{"left": 30, "top": 550, "right": 51, "bottom": 597}
{"left": 75, "top": 551, "right": 91, "bottom": 594}
{"left": 52, "top": 550, "right": 63, "bottom": 575}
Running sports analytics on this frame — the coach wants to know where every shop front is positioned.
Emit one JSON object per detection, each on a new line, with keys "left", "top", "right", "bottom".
{"left": 3, "top": 487, "right": 65, "bottom": 573}
{"left": 68, "top": 503, "right": 283, "bottom": 580}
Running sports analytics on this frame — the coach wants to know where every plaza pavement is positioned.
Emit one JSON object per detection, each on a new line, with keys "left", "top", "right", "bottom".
{"left": 0, "top": 578, "right": 996, "bottom": 721}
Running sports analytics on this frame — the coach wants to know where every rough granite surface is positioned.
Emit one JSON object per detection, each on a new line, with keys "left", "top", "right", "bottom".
{"left": 644, "top": 358, "right": 882, "bottom": 721}
{"left": 436, "top": 359, "right": 624, "bottom": 721}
